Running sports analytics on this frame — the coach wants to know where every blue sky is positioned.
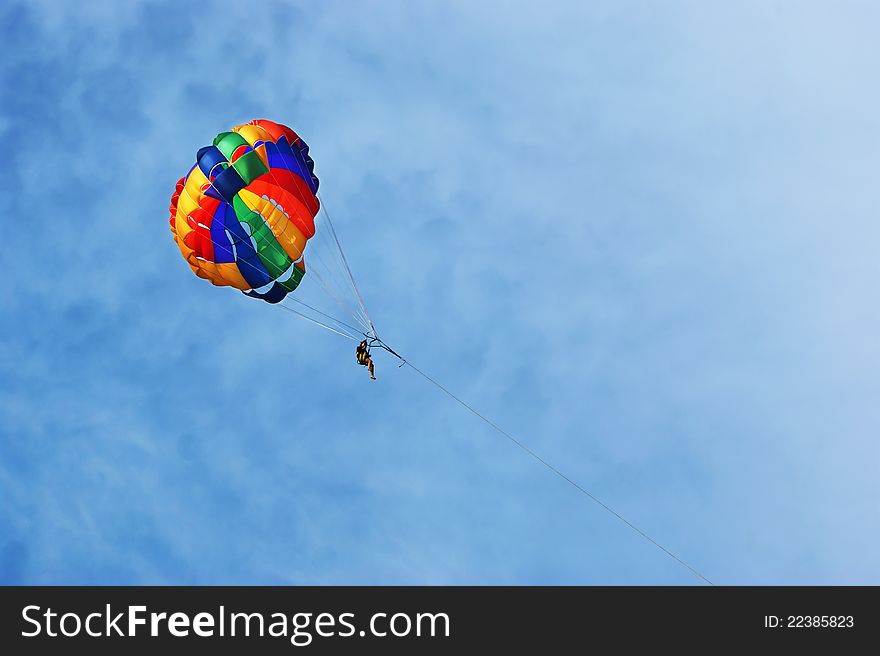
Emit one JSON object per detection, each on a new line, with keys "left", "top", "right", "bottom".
{"left": 1, "top": 1, "right": 878, "bottom": 585}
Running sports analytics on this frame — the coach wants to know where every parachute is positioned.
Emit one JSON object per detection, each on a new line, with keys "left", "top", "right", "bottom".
{"left": 169, "top": 119, "right": 320, "bottom": 304}
{"left": 169, "top": 119, "right": 375, "bottom": 339}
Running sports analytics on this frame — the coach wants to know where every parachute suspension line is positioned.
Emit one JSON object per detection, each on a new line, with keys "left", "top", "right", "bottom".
{"left": 285, "top": 296, "right": 367, "bottom": 338}
{"left": 317, "top": 195, "right": 377, "bottom": 337}
{"left": 303, "top": 253, "right": 372, "bottom": 334}
{"left": 317, "top": 198, "right": 370, "bottom": 327}
{"left": 275, "top": 301, "right": 359, "bottom": 341}
{"left": 308, "top": 238, "right": 373, "bottom": 336}
{"left": 299, "top": 219, "right": 372, "bottom": 333}
{"left": 308, "top": 213, "right": 374, "bottom": 338}
{"left": 381, "top": 351, "right": 715, "bottom": 586}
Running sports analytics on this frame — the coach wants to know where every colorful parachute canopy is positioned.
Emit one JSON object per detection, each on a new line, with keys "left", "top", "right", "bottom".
{"left": 169, "top": 119, "right": 320, "bottom": 304}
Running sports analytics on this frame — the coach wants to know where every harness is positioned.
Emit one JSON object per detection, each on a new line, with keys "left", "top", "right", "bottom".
{"left": 356, "top": 336, "right": 406, "bottom": 367}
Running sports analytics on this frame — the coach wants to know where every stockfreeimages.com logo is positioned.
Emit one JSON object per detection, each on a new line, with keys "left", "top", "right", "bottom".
{"left": 22, "top": 605, "right": 450, "bottom": 646}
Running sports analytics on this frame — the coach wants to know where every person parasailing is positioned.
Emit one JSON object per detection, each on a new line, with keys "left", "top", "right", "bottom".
{"left": 356, "top": 339, "right": 376, "bottom": 380}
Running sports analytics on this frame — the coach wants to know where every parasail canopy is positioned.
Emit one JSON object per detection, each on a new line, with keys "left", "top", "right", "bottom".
{"left": 169, "top": 119, "right": 321, "bottom": 305}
